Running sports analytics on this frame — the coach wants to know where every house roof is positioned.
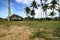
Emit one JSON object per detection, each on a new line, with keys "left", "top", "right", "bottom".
{"left": 11, "top": 14, "right": 23, "bottom": 18}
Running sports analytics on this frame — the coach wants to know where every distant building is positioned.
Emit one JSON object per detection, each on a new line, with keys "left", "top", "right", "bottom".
{"left": 10, "top": 14, "right": 23, "bottom": 21}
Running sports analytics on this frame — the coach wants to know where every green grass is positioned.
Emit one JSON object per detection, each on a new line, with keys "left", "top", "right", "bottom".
{"left": 0, "top": 20, "right": 60, "bottom": 40}
{"left": 0, "top": 20, "right": 60, "bottom": 29}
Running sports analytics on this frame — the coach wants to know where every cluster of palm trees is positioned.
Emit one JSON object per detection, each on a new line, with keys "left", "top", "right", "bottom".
{"left": 25, "top": 0, "right": 38, "bottom": 20}
{"left": 25, "top": 0, "right": 60, "bottom": 20}
{"left": 8, "top": 0, "right": 60, "bottom": 21}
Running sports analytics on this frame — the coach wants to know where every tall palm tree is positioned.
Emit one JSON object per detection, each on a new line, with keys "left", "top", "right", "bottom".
{"left": 55, "top": 8, "right": 60, "bottom": 17}
{"left": 57, "top": 0, "right": 60, "bottom": 17}
{"left": 8, "top": 0, "right": 11, "bottom": 22}
{"left": 50, "top": 12, "right": 55, "bottom": 20}
{"left": 40, "top": 0, "right": 43, "bottom": 6}
{"left": 40, "top": 0, "right": 48, "bottom": 19}
{"left": 42, "top": 4, "right": 48, "bottom": 20}
{"left": 30, "top": 10, "right": 35, "bottom": 19}
{"left": 49, "top": 0, "right": 58, "bottom": 19}
{"left": 31, "top": 0, "right": 38, "bottom": 9}
{"left": 49, "top": 0, "right": 57, "bottom": 13}
{"left": 30, "top": 0, "right": 38, "bottom": 18}
{"left": 44, "top": 0, "right": 48, "bottom": 19}
{"left": 25, "top": 7, "right": 30, "bottom": 17}
{"left": 40, "top": 0, "right": 43, "bottom": 18}
{"left": 57, "top": 9, "right": 60, "bottom": 17}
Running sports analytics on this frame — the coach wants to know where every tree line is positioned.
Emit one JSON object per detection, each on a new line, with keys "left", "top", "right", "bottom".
{"left": 25, "top": 0, "right": 60, "bottom": 20}
{"left": 8, "top": 0, "right": 60, "bottom": 21}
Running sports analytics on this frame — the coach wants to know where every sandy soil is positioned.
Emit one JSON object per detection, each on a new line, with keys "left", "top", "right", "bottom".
{"left": 0, "top": 25, "right": 34, "bottom": 40}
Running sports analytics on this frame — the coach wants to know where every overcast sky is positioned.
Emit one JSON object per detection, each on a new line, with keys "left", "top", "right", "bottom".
{"left": 0, "top": 0, "right": 59, "bottom": 18}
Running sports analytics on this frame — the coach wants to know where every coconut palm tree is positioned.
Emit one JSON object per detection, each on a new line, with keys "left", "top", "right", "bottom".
{"left": 30, "top": 0, "right": 38, "bottom": 19}
{"left": 40, "top": 0, "right": 48, "bottom": 19}
{"left": 57, "top": 9, "right": 60, "bottom": 17}
{"left": 30, "top": 10, "right": 35, "bottom": 19}
{"left": 49, "top": 0, "right": 58, "bottom": 19}
{"left": 25, "top": 7, "right": 30, "bottom": 17}
{"left": 55, "top": 8, "right": 60, "bottom": 17}
{"left": 31, "top": 0, "right": 38, "bottom": 9}
{"left": 49, "top": 0, "right": 57, "bottom": 13}
{"left": 41, "top": 0, "right": 48, "bottom": 20}
{"left": 8, "top": 0, "right": 11, "bottom": 22}
{"left": 50, "top": 12, "right": 55, "bottom": 20}
{"left": 42, "top": 4, "right": 48, "bottom": 20}
{"left": 56, "top": 0, "right": 60, "bottom": 17}
{"left": 40, "top": 0, "right": 43, "bottom": 18}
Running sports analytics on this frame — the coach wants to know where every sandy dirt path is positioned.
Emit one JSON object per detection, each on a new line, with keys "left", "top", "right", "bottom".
{"left": 0, "top": 25, "right": 34, "bottom": 40}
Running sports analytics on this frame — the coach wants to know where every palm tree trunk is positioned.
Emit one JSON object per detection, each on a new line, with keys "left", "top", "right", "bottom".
{"left": 8, "top": 0, "right": 11, "bottom": 22}
{"left": 41, "top": 6, "right": 43, "bottom": 18}
{"left": 40, "top": 0, "right": 43, "bottom": 19}
{"left": 52, "top": 8, "right": 54, "bottom": 20}
{"left": 45, "top": 10, "right": 47, "bottom": 20}
{"left": 33, "top": 7, "right": 35, "bottom": 20}
{"left": 43, "top": 11, "right": 44, "bottom": 18}
{"left": 59, "top": 12, "right": 60, "bottom": 17}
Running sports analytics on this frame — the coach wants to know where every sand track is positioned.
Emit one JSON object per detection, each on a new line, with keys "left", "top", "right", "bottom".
{"left": 0, "top": 25, "right": 34, "bottom": 40}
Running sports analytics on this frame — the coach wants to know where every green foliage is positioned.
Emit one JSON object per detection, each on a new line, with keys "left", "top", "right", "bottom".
{"left": 50, "top": 0, "right": 57, "bottom": 5}
{"left": 30, "top": 10, "right": 35, "bottom": 17}
{"left": 50, "top": 12, "right": 55, "bottom": 16}
{"left": 31, "top": 0, "right": 38, "bottom": 9}
{"left": 49, "top": 0, "right": 58, "bottom": 9}
{"left": 0, "top": 21, "right": 60, "bottom": 28}
{"left": 42, "top": 4, "right": 48, "bottom": 11}
{"left": 25, "top": 7, "right": 30, "bottom": 16}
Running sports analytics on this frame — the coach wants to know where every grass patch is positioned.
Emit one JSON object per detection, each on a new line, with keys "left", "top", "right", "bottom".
{"left": 0, "top": 20, "right": 60, "bottom": 40}
{"left": 0, "top": 20, "right": 60, "bottom": 29}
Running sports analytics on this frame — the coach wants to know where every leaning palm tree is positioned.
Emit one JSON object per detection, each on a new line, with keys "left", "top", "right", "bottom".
{"left": 8, "top": 0, "right": 11, "bottom": 22}
{"left": 25, "top": 7, "right": 30, "bottom": 17}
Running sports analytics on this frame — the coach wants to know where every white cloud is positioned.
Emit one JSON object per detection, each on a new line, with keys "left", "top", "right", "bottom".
{"left": 15, "top": 0, "right": 41, "bottom": 5}
{"left": 35, "top": 7, "right": 42, "bottom": 18}
{"left": 16, "top": 0, "right": 32, "bottom": 5}
{"left": 15, "top": 0, "right": 58, "bottom": 18}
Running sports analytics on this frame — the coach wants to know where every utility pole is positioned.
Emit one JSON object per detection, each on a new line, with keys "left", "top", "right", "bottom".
{"left": 8, "top": 0, "right": 11, "bottom": 22}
